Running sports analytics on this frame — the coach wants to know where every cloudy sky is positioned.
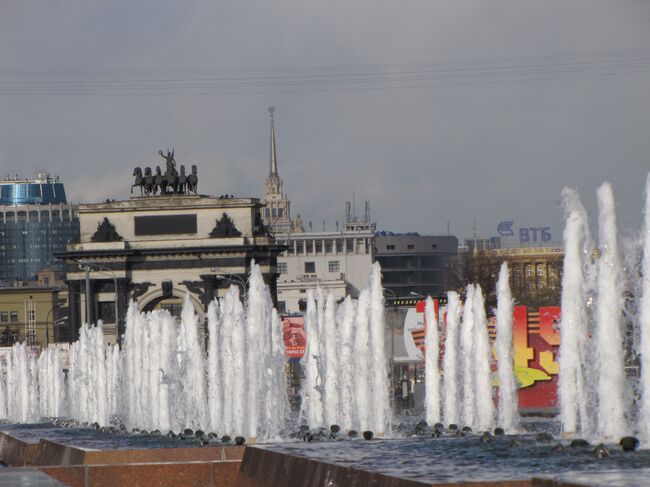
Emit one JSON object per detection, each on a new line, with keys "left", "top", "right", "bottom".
{"left": 1, "top": 1, "right": 649, "bottom": 243}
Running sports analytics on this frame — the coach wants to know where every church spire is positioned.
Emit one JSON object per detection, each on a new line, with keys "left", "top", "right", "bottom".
{"left": 269, "top": 106, "right": 278, "bottom": 176}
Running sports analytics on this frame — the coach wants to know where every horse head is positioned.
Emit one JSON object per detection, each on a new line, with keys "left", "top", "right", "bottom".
{"left": 192, "top": 164, "right": 198, "bottom": 174}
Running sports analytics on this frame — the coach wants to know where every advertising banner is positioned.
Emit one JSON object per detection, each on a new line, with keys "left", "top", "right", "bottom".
{"left": 393, "top": 300, "right": 560, "bottom": 412}
{"left": 282, "top": 316, "right": 306, "bottom": 360}
{"left": 513, "top": 305, "right": 560, "bottom": 411}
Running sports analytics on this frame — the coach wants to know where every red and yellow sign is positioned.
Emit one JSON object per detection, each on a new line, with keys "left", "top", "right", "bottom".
{"left": 513, "top": 305, "right": 559, "bottom": 410}
{"left": 410, "top": 301, "right": 560, "bottom": 411}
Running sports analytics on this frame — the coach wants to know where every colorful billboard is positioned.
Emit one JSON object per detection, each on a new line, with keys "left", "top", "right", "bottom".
{"left": 404, "top": 301, "right": 560, "bottom": 412}
{"left": 282, "top": 316, "right": 306, "bottom": 359}
{"left": 513, "top": 305, "right": 559, "bottom": 410}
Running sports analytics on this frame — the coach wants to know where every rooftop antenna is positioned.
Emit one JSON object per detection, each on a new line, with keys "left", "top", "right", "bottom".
{"left": 472, "top": 218, "right": 478, "bottom": 239}
{"left": 352, "top": 192, "right": 357, "bottom": 223}
{"left": 364, "top": 201, "right": 370, "bottom": 223}
{"left": 345, "top": 201, "right": 351, "bottom": 224}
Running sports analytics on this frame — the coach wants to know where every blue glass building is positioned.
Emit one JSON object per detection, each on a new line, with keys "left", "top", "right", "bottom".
{"left": 0, "top": 174, "right": 79, "bottom": 284}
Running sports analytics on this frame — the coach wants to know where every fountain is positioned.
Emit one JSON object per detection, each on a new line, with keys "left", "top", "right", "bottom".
{"left": 641, "top": 173, "right": 650, "bottom": 444}
{"left": 3, "top": 182, "right": 650, "bottom": 485}
{"left": 473, "top": 285, "right": 495, "bottom": 432}
{"left": 0, "top": 259, "right": 394, "bottom": 443}
{"left": 424, "top": 297, "right": 440, "bottom": 425}
{"left": 459, "top": 284, "right": 476, "bottom": 428}
{"left": 442, "top": 291, "right": 461, "bottom": 426}
{"left": 0, "top": 262, "right": 289, "bottom": 441}
{"left": 299, "top": 263, "right": 390, "bottom": 434}
{"left": 495, "top": 262, "right": 518, "bottom": 433}
{"left": 557, "top": 182, "right": 640, "bottom": 442}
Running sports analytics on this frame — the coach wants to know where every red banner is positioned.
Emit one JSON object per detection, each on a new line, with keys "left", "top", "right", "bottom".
{"left": 282, "top": 316, "right": 306, "bottom": 359}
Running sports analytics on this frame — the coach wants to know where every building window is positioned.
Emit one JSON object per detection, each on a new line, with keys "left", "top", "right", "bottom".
{"left": 306, "top": 241, "right": 313, "bottom": 253}
{"left": 265, "top": 208, "right": 270, "bottom": 219}
{"left": 537, "top": 267, "right": 545, "bottom": 276}
{"left": 336, "top": 239, "right": 343, "bottom": 252}
{"left": 329, "top": 261, "right": 340, "bottom": 273}
{"left": 526, "top": 267, "right": 532, "bottom": 277}
{"left": 28, "top": 309, "right": 35, "bottom": 321}
{"left": 277, "top": 262, "right": 288, "bottom": 274}
{"left": 272, "top": 208, "right": 277, "bottom": 218}
{"left": 387, "top": 245, "right": 395, "bottom": 250}
{"left": 278, "top": 208, "right": 283, "bottom": 218}
{"left": 0, "top": 312, "right": 7, "bottom": 323}
{"left": 325, "top": 240, "right": 333, "bottom": 253}
{"left": 10, "top": 312, "right": 18, "bottom": 322}
{"left": 346, "top": 238, "right": 354, "bottom": 252}
{"left": 407, "top": 244, "right": 415, "bottom": 250}
{"left": 304, "top": 262, "right": 316, "bottom": 274}
{"left": 315, "top": 240, "right": 323, "bottom": 253}
{"left": 296, "top": 241, "right": 304, "bottom": 254}
{"left": 277, "top": 301, "right": 286, "bottom": 314}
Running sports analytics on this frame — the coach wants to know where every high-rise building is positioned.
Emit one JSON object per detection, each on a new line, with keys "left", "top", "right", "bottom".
{"left": 0, "top": 172, "right": 79, "bottom": 284}
{"left": 262, "top": 108, "right": 303, "bottom": 235}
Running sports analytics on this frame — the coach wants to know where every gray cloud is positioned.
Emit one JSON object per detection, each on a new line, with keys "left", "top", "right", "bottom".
{"left": 1, "top": 0, "right": 649, "bottom": 243}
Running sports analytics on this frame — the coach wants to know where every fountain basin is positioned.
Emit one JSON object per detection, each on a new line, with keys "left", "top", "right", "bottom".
{"left": 0, "top": 423, "right": 245, "bottom": 487}
{"left": 240, "top": 435, "right": 650, "bottom": 486}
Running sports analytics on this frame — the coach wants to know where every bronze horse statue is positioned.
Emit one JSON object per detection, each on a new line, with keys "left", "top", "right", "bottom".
{"left": 133, "top": 150, "right": 198, "bottom": 196}
{"left": 131, "top": 167, "right": 144, "bottom": 195}
{"left": 177, "top": 165, "right": 187, "bottom": 194}
{"left": 143, "top": 167, "right": 155, "bottom": 195}
{"left": 187, "top": 165, "right": 198, "bottom": 194}
{"left": 153, "top": 166, "right": 165, "bottom": 195}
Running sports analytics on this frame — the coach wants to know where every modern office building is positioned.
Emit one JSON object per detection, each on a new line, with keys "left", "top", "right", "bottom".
{"left": 0, "top": 173, "right": 79, "bottom": 284}
{"left": 374, "top": 233, "right": 458, "bottom": 298}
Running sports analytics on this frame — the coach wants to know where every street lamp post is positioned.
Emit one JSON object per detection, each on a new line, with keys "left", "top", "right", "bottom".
{"left": 210, "top": 269, "right": 248, "bottom": 302}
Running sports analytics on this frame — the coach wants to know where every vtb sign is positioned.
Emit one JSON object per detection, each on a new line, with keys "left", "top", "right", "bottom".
{"left": 519, "top": 227, "right": 552, "bottom": 243}
{"left": 497, "top": 221, "right": 552, "bottom": 243}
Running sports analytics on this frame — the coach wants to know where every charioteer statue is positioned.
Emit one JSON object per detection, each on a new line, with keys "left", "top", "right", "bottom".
{"left": 131, "top": 149, "right": 198, "bottom": 196}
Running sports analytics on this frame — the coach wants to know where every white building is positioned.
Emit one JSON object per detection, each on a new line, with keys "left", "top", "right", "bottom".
{"left": 274, "top": 221, "right": 375, "bottom": 313}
